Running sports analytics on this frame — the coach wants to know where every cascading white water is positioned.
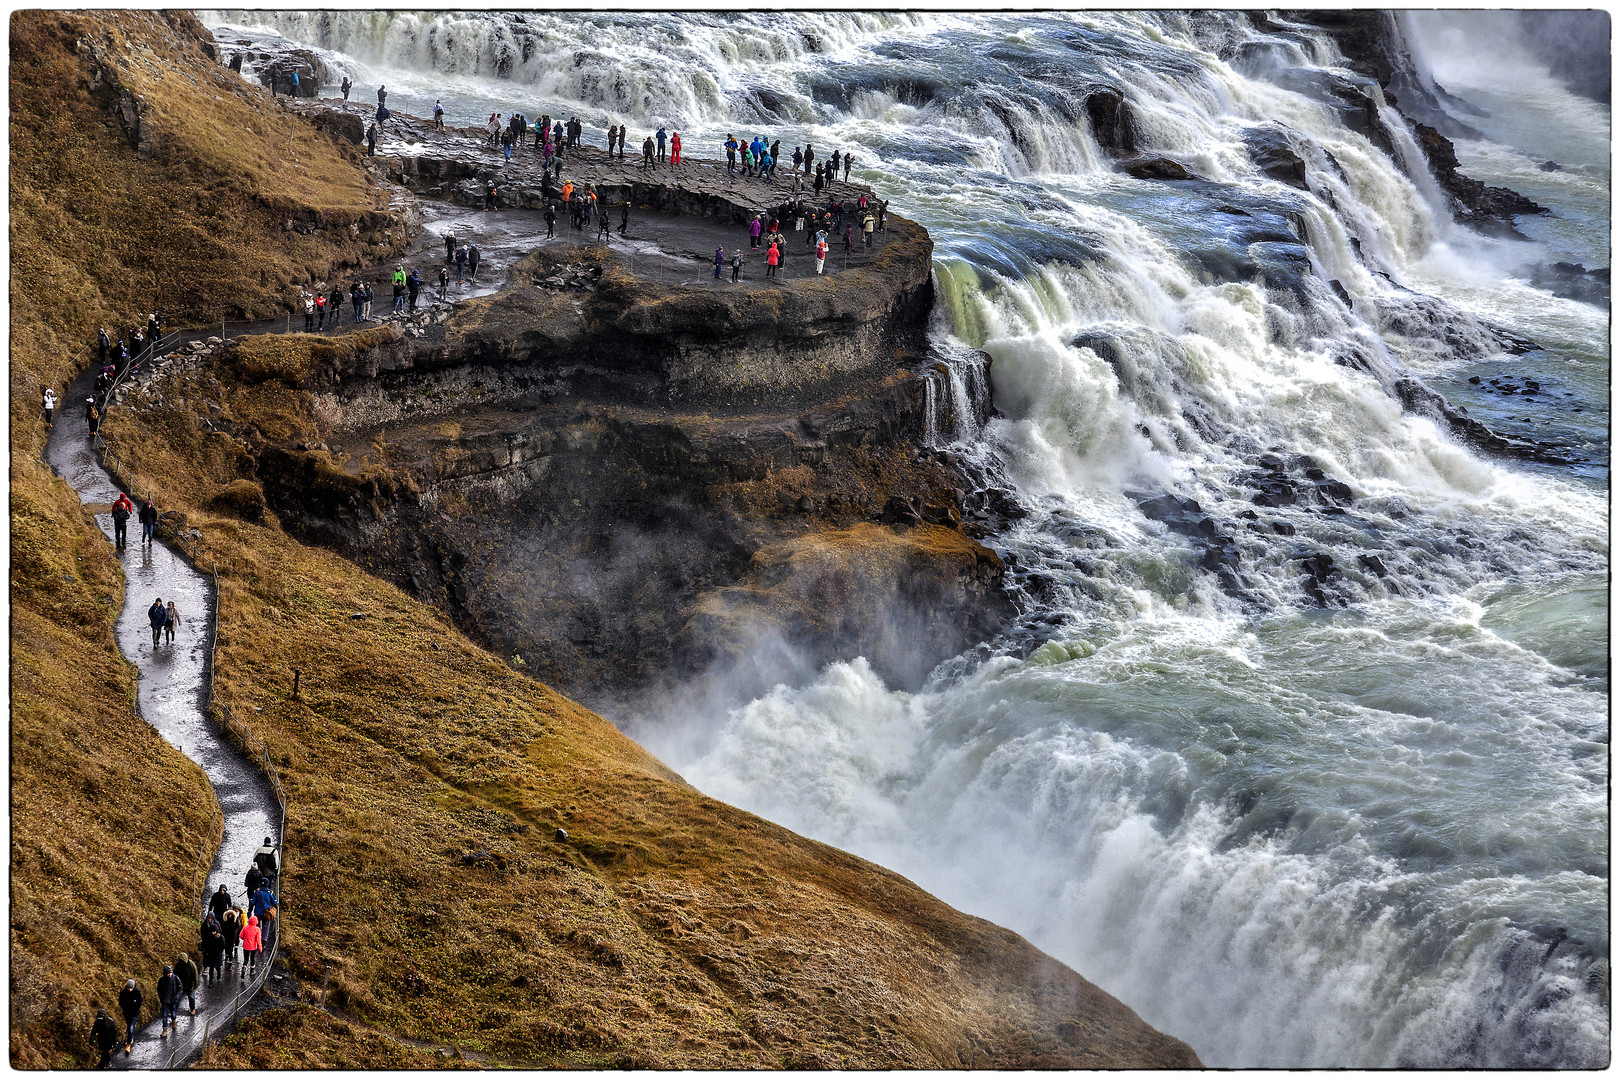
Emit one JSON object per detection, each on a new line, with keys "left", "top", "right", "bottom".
{"left": 212, "top": 10, "right": 1610, "bottom": 1067}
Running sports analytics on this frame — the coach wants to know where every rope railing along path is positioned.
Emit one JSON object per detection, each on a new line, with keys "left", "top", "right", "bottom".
{"left": 44, "top": 356, "right": 290, "bottom": 1070}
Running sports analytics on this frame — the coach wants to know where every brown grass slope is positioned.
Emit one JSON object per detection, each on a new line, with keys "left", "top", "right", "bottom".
{"left": 9, "top": 458, "right": 221, "bottom": 1067}
{"left": 7, "top": 9, "right": 404, "bottom": 1067}
{"left": 10, "top": 10, "right": 1199, "bottom": 1068}
{"left": 9, "top": 9, "right": 402, "bottom": 454}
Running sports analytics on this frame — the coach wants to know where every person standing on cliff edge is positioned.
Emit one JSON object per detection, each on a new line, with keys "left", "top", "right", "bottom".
{"left": 377, "top": 85, "right": 387, "bottom": 107}
{"left": 714, "top": 245, "right": 725, "bottom": 279}
{"left": 366, "top": 122, "right": 377, "bottom": 157}
{"left": 340, "top": 75, "right": 351, "bottom": 100}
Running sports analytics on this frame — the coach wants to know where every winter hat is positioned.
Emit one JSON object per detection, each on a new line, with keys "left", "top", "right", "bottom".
{"left": 125, "top": 980, "right": 136, "bottom": 989}
{"left": 178, "top": 953, "right": 189, "bottom": 963}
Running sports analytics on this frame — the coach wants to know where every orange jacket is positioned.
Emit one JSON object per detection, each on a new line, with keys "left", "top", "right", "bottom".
{"left": 240, "top": 915, "right": 263, "bottom": 952}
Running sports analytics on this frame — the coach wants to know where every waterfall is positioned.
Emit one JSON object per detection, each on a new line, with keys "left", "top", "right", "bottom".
{"left": 223, "top": 10, "right": 1611, "bottom": 1068}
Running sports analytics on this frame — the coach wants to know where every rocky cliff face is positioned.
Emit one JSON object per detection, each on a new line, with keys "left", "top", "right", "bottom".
{"left": 1270, "top": 9, "right": 1548, "bottom": 236}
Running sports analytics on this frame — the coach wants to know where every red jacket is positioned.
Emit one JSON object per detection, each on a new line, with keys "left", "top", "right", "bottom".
{"left": 240, "top": 915, "right": 263, "bottom": 952}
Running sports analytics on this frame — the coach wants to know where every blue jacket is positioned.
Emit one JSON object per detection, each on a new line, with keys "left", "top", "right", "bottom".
{"left": 148, "top": 602, "right": 166, "bottom": 629}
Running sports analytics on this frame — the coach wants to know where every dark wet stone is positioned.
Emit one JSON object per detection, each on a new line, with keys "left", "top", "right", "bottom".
{"left": 1242, "top": 124, "right": 1308, "bottom": 189}
{"left": 1118, "top": 156, "right": 1191, "bottom": 181}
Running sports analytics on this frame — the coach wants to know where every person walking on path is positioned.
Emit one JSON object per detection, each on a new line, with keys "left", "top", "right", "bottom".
{"left": 377, "top": 85, "right": 387, "bottom": 107}
{"left": 90, "top": 1008, "right": 121, "bottom": 1069}
{"left": 210, "top": 884, "right": 232, "bottom": 923}
{"left": 454, "top": 245, "right": 467, "bottom": 282}
{"left": 200, "top": 915, "right": 225, "bottom": 985}
{"left": 619, "top": 202, "right": 630, "bottom": 236}
{"left": 139, "top": 499, "right": 159, "bottom": 544}
{"left": 438, "top": 265, "right": 449, "bottom": 300}
{"left": 86, "top": 399, "right": 100, "bottom": 438}
{"left": 714, "top": 245, "right": 725, "bottom": 280}
{"left": 467, "top": 242, "right": 481, "bottom": 282}
{"left": 111, "top": 493, "right": 133, "bottom": 550}
{"left": 255, "top": 837, "right": 280, "bottom": 881}
{"left": 315, "top": 291, "right": 327, "bottom": 331}
{"left": 863, "top": 211, "right": 876, "bottom": 248}
{"left": 444, "top": 230, "right": 456, "bottom": 263}
{"left": 844, "top": 223, "right": 855, "bottom": 255}
{"left": 240, "top": 915, "right": 263, "bottom": 977}
{"left": 148, "top": 598, "right": 167, "bottom": 648}
{"left": 328, "top": 285, "right": 344, "bottom": 328}
{"left": 366, "top": 122, "right": 377, "bottom": 157}
{"left": 164, "top": 601, "right": 180, "bottom": 645}
{"left": 174, "top": 953, "right": 199, "bottom": 1016}
{"left": 42, "top": 386, "right": 57, "bottom": 427}
{"left": 117, "top": 980, "right": 143, "bottom": 1053}
{"left": 155, "top": 964, "right": 181, "bottom": 1036}
{"left": 98, "top": 326, "right": 112, "bottom": 365}
{"left": 221, "top": 907, "right": 243, "bottom": 970}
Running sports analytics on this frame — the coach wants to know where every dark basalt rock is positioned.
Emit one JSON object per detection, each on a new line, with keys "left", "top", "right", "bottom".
{"left": 1523, "top": 261, "right": 1610, "bottom": 307}
{"left": 1242, "top": 124, "right": 1309, "bottom": 189}
{"left": 1117, "top": 156, "right": 1192, "bottom": 181}
{"left": 1393, "top": 377, "right": 1575, "bottom": 465}
{"left": 1085, "top": 86, "right": 1138, "bottom": 157}
{"left": 1413, "top": 123, "right": 1547, "bottom": 237}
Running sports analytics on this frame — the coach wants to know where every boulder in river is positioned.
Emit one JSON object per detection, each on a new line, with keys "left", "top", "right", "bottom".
{"left": 1117, "top": 156, "right": 1191, "bottom": 181}
{"left": 1242, "top": 124, "right": 1309, "bottom": 189}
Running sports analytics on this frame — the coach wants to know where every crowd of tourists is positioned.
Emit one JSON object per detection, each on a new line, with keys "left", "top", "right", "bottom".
{"left": 89, "top": 841, "right": 281, "bottom": 1067}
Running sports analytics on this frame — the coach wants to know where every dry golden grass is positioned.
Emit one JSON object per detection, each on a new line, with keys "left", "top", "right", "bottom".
{"left": 6, "top": 9, "right": 405, "bottom": 1066}
{"left": 8, "top": 10, "right": 404, "bottom": 463}
{"left": 9, "top": 457, "right": 221, "bottom": 1068}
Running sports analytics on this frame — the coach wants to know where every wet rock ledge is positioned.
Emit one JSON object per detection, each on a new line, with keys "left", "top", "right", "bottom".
{"left": 166, "top": 128, "right": 1012, "bottom": 708}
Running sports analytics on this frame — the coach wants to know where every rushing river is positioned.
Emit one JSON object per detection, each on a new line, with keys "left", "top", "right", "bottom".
{"left": 203, "top": 11, "right": 1609, "bottom": 1067}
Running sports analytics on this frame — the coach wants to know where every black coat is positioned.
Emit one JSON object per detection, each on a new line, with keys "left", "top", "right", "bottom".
{"left": 92, "top": 1013, "right": 121, "bottom": 1049}
{"left": 138, "top": 504, "right": 158, "bottom": 526}
{"left": 156, "top": 973, "right": 181, "bottom": 1005}
{"left": 118, "top": 984, "right": 143, "bottom": 1020}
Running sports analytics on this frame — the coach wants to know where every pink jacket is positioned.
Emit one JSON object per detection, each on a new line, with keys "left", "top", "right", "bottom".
{"left": 240, "top": 915, "right": 263, "bottom": 952}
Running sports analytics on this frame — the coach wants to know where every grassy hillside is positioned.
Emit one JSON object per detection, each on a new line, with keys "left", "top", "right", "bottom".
{"left": 7, "top": 10, "right": 404, "bottom": 1066}
{"left": 8, "top": 9, "right": 403, "bottom": 460}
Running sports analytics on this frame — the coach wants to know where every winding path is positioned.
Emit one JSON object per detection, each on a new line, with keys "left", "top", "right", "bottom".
{"left": 45, "top": 363, "right": 282, "bottom": 1069}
